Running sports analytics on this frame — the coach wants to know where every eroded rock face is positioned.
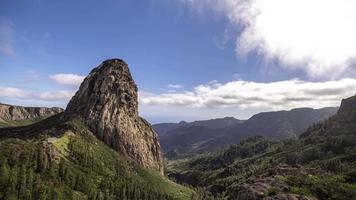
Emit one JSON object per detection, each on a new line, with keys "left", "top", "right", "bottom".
{"left": 0, "top": 103, "right": 63, "bottom": 121}
{"left": 338, "top": 95, "right": 356, "bottom": 122}
{"left": 64, "top": 59, "right": 163, "bottom": 174}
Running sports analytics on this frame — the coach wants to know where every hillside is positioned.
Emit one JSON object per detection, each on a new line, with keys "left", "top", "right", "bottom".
{"left": 0, "top": 103, "right": 63, "bottom": 128}
{"left": 167, "top": 96, "right": 356, "bottom": 199}
{"left": 0, "top": 59, "right": 193, "bottom": 200}
{"left": 0, "top": 115, "right": 193, "bottom": 199}
{"left": 156, "top": 107, "right": 337, "bottom": 159}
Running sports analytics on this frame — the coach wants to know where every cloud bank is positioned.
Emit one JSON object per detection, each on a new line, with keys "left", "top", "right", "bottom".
{"left": 50, "top": 74, "right": 85, "bottom": 85}
{"left": 141, "top": 78, "right": 356, "bottom": 110}
{"left": 180, "top": 0, "right": 356, "bottom": 78}
{"left": 0, "top": 87, "right": 28, "bottom": 98}
{"left": 0, "top": 86, "right": 74, "bottom": 102}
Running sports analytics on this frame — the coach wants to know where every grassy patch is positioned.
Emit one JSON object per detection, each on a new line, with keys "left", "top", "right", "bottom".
{"left": 51, "top": 131, "right": 74, "bottom": 157}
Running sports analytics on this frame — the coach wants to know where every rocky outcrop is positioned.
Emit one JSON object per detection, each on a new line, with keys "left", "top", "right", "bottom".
{"left": 337, "top": 95, "right": 356, "bottom": 122}
{"left": 63, "top": 59, "right": 164, "bottom": 174}
{"left": 229, "top": 164, "right": 321, "bottom": 200}
{"left": 300, "top": 94, "right": 356, "bottom": 138}
{"left": 0, "top": 103, "right": 63, "bottom": 121}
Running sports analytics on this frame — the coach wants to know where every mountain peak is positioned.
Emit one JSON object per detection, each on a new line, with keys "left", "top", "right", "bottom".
{"left": 64, "top": 59, "right": 164, "bottom": 174}
{"left": 65, "top": 58, "right": 138, "bottom": 118}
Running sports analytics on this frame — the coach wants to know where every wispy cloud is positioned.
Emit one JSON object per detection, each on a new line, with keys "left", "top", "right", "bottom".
{"left": 50, "top": 74, "right": 85, "bottom": 86}
{"left": 0, "top": 87, "right": 28, "bottom": 98}
{"left": 167, "top": 84, "right": 184, "bottom": 89}
{"left": 24, "top": 70, "right": 40, "bottom": 81}
{"left": 0, "top": 86, "right": 74, "bottom": 102}
{"left": 179, "top": 0, "right": 356, "bottom": 78}
{"left": 38, "top": 90, "right": 75, "bottom": 101}
{"left": 141, "top": 78, "right": 356, "bottom": 110}
{"left": 0, "top": 19, "right": 16, "bottom": 58}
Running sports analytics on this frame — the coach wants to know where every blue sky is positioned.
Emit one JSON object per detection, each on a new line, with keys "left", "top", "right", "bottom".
{"left": 1, "top": 0, "right": 356, "bottom": 123}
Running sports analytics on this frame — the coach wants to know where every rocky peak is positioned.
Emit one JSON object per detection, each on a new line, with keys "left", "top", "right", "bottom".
{"left": 64, "top": 59, "right": 164, "bottom": 174}
{"left": 337, "top": 95, "right": 356, "bottom": 122}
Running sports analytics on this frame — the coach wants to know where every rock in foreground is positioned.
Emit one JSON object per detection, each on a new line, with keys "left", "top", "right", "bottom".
{"left": 64, "top": 59, "right": 164, "bottom": 174}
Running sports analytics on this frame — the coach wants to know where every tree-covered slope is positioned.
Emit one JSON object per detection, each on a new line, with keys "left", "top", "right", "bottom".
{"left": 167, "top": 97, "right": 356, "bottom": 200}
{"left": 0, "top": 115, "right": 193, "bottom": 200}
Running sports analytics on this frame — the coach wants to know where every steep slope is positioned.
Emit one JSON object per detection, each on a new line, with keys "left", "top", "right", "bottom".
{"left": 0, "top": 117, "right": 193, "bottom": 200}
{"left": 0, "top": 59, "right": 192, "bottom": 199}
{"left": 63, "top": 59, "right": 163, "bottom": 173}
{"left": 157, "top": 107, "right": 337, "bottom": 158}
{"left": 168, "top": 96, "right": 356, "bottom": 200}
{"left": 0, "top": 103, "right": 63, "bottom": 128}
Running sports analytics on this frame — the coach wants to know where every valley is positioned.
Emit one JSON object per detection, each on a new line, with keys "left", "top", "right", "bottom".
{"left": 0, "top": 59, "right": 355, "bottom": 200}
{"left": 164, "top": 95, "right": 356, "bottom": 199}
{"left": 2, "top": 1, "right": 356, "bottom": 199}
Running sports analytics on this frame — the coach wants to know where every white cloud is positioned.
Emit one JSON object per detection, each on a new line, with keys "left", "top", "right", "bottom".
{"left": 0, "top": 19, "right": 16, "bottom": 58}
{"left": 0, "top": 87, "right": 28, "bottom": 98}
{"left": 38, "top": 90, "right": 75, "bottom": 101}
{"left": 140, "top": 78, "right": 356, "bottom": 110}
{"left": 50, "top": 74, "right": 85, "bottom": 85}
{"left": 180, "top": 0, "right": 356, "bottom": 78}
{"left": 168, "top": 84, "right": 184, "bottom": 89}
{"left": 0, "top": 86, "right": 75, "bottom": 102}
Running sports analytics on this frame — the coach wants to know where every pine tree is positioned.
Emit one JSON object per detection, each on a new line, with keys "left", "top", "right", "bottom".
{"left": 18, "top": 165, "right": 27, "bottom": 200}
{"left": 0, "top": 159, "right": 9, "bottom": 187}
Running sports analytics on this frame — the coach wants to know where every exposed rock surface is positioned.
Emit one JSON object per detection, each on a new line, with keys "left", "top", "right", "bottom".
{"left": 301, "top": 94, "right": 356, "bottom": 138}
{"left": 229, "top": 164, "right": 320, "bottom": 200}
{"left": 0, "top": 103, "right": 63, "bottom": 121}
{"left": 63, "top": 59, "right": 164, "bottom": 174}
{"left": 337, "top": 95, "right": 356, "bottom": 122}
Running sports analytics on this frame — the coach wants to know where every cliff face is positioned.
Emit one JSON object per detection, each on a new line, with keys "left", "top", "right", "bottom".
{"left": 0, "top": 103, "right": 63, "bottom": 121}
{"left": 64, "top": 59, "right": 163, "bottom": 174}
{"left": 337, "top": 95, "right": 356, "bottom": 122}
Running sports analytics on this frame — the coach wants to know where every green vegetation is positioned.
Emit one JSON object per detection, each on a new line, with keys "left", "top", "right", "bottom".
{"left": 287, "top": 175, "right": 356, "bottom": 199}
{"left": 0, "top": 118, "right": 42, "bottom": 128}
{"left": 0, "top": 118, "right": 193, "bottom": 200}
{"left": 168, "top": 131, "right": 356, "bottom": 199}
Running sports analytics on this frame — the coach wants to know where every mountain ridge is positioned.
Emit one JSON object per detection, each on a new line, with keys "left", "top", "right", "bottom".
{"left": 0, "top": 103, "right": 63, "bottom": 128}
{"left": 155, "top": 107, "right": 338, "bottom": 158}
{"left": 168, "top": 95, "right": 356, "bottom": 199}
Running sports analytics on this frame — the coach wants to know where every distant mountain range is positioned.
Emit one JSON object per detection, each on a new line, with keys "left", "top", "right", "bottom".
{"left": 154, "top": 107, "right": 338, "bottom": 158}
{"left": 0, "top": 103, "right": 63, "bottom": 128}
{"left": 167, "top": 95, "right": 356, "bottom": 199}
